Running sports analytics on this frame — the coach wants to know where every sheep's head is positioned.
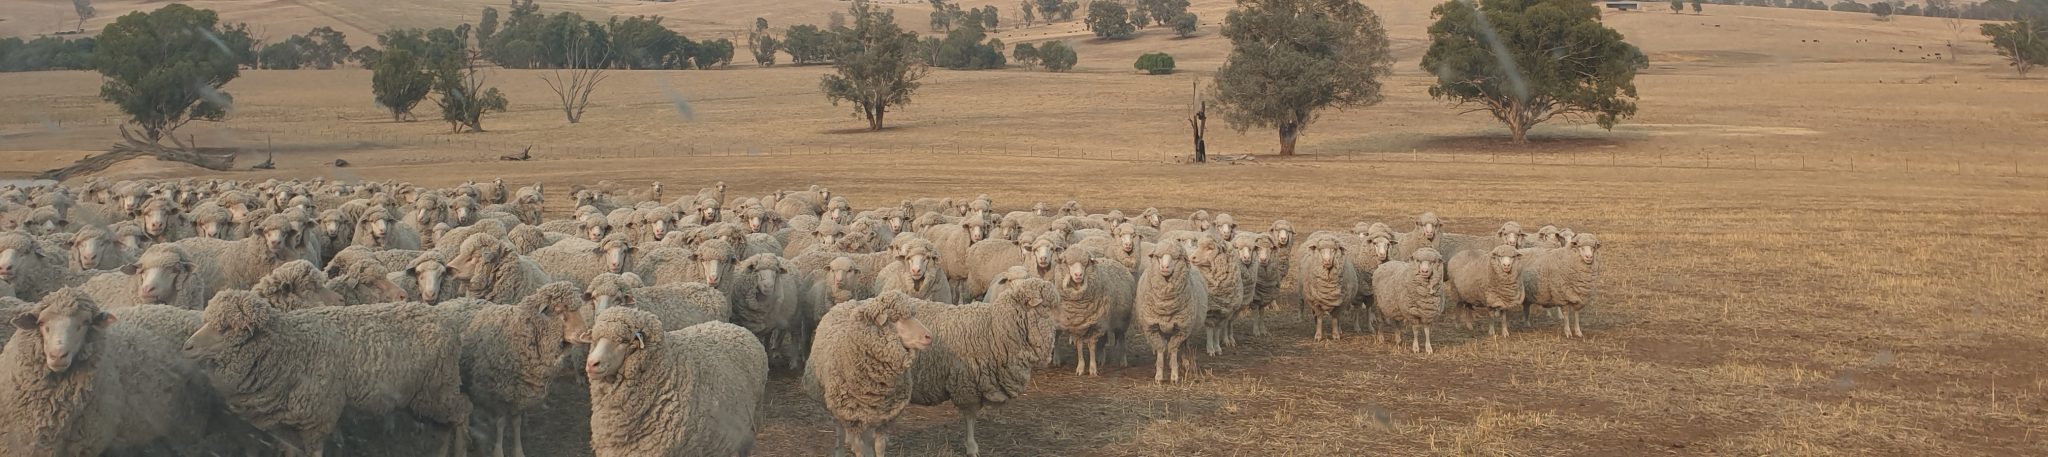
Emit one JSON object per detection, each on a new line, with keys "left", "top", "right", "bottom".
{"left": 1233, "top": 233, "right": 1266, "bottom": 268}
{"left": 1100, "top": 210, "right": 1127, "bottom": 229}
{"left": 825, "top": 197, "right": 853, "bottom": 224}
{"left": 0, "top": 233, "right": 51, "bottom": 282}
{"left": 827, "top": 257, "right": 859, "bottom": 294}
{"left": 1269, "top": 220, "right": 1295, "bottom": 249}
{"left": 358, "top": 206, "right": 398, "bottom": 245}
{"left": 963, "top": 217, "right": 990, "bottom": 243}
{"left": 1497, "top": 221, "right": 1526, "bottom": 247}
{"left": 1148, "top": 242, "right": 1187, "bottom": 279}
{"left": 867, "top": 292, "right": 934, "bottom": 352}
{"left": 1113, "top": 223, "right": 1141, "bottom": 254}
{"left": 526, "top": 282, "right": 589, "bottom": 343}
{"left": 12, "top": 288, "right": 113, "bottom": 373}
{"left": 1569, "top": 233, "right": 1601, "bottom": 264}
{"left": 1031, "top": 202, "right": 1050, "bottom": 217}
{"left": 1415, "top": 212, "right": 1442, "bottom": 240}
{"left": 1212, "top": 213, "right": 1238, "bottom": 240}
{"left": 1366, "top": 229, "right": 1397, "bottom": 264}
{"left": 739, "top": 254, "right": 787, "bottom": 297}
{"left": 254, "top": 260, "right": 344, "bottom": 308}
{"left": 137, "top": 197, "right": 183, "bottom": 239}
{"left": 1058, "top": 200, "right": 1082, "bottom": 217}
{"left": 597, "top": 234, "right": 637, "bottom": 274}
{"left": 812, "top": 222, "right": 843, "bottom": 250}
{"left": 287, "top": 195, "right": 315, "bottom": 216}
{"left": 25, "top": 206, "right": 66, "bottom": 236}
{"left": 583, "top": 273, "right": 642, "bottom": 315}
{"left": 1026, "top": 232, "right": 1066, "bottom": 275}
{"left": 690, "top": 239, "right": 738, "bottom": 287}
{"left": 896, "top": 239, "right": 938, "bottom": 286}
{"left": 185, "top": 291, "right": 273, "bottom": 356}
{"left": 1489, "top": 245, "right": 1522, "bottom": 277}
{"left": 1057, "top": 248, "right": 1094, "bottom": 291}
{"left": 69, "top": 227, "right": 115, "bottom": 269}
{"left": 451, "top": 234, "right": 512, "bottom": 293}
{"left": 883, "top": 208, "right": 907, "bottom": 233}
{"left": 194, "top": 206, "right": 234, "bottom": 240}
{"left": 1411, "top": 248, "right": 1444, "bottom": 282}
{"left": 988, "top": 218, "right": 1021, "bottom": 242}
{"left": 642, "top": 207, "right": 678, "bottom": 241}
{"left": 110, "top": 222, "right": 151, "bottom": 253}
{"left": 585, "top": 306, "right": 664, "bottom": 382}
{"left": 258, "top": 214, "right": 302, "bottom": 260}
{"left": 996, "top": 277, "right": 1061, "bottom": 364}
{"left": 328, "top": 261, "right": 408, "bottom": 303}
{"left": 579, "top": 211, "right": 612, "bottom": 242}
{"left": 1536, "top": 225, "right": 1564, "bottom": 248}
{"left": 1308, "top": 235, "right": 1347, "bottom": 273}
{"left": 694, "top": 197, "right": 721, "bottom": 224}
{"left": 451, "top": 196, "right": 479, "bottom": 224}
{"left": 406, "top": 252, "right": 455, "bottom": 303}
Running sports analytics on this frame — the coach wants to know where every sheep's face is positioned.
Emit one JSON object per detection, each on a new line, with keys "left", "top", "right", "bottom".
{"left": 26, "top": 210, "right": 65, "bottom": 236}
{"left": 584, "top": 330, "right": 641, "bottom": 381}
{"left": 1572, "top": 235, "right": 1601, "bottom": 264}
{"left": 585, "top": 286, "right": 630, "bottom": 312}
{"left": 1492, "top": 248, "right": 1520, "bottom": 277}
{"left": 1063, "top": 256, "right": 1092, "bottom": 290}
{"left": 814, "top": 227, "right": 841, "bottom": 250}
{"left": 1149, "top": 245, "right": 1185, "bottom": 279}
{"left": 1369, "top": 236, "right": 1395, "bottom": 264}
{"left": 696, "top": 202, "right": 720, "bottom": 224}
{"left": 13, "top": 303, "right": 112, "bottom": 373}
{"left": 1032, "top": 202, "right": 1049, "bottom": 217}
{"left": 1235, "top": 240, "right": 1257, "bottom": 267}
{"left": 196, "top": 215, "right": 231, "bottom": 240}
{"left": 1115, "top": 226, "right": 1139, "bottom": 254}
{"left": 746, "top": 259, "right": 785, "bottom": 296}
{"left": 317, "top": 213, "right": 347, "bottom": 239}
{"left": 598, "top": 241, "right": 635, "bottom": 275}
{"left": 72, "top": 235, "right": 109, "bottom": 269}
{"left": 360, "top": 214, "right": 396, "bottom": 245}
{"left": 1270, "top": 226, "right": 1294, "bottom": 249}
{"left": 582, "top": 216, "right": 611, "bottom": 242}
{"left": 898, "top": 247, "right": 933, "bottom": 284}
{"left": 453, "top": 204, "right": 474, "bottom": 225}
{"left": 1027, "top": 238, "right": 1063, "bottom": 274}
{"left": 262, "top": 226, "right": 299, "bottom": 257}
{"left": 408, "top": 259, "right": 451, "bottom": 303}
{"left": 826, "top": 202, "right": 851, "bottom": 224}
{"left": 117, "top": 192, "right": 147, "bottom": 215}
{"left": 139, "top": 204, "right": 180, "bottom": 238}
{"left": 891, "top": 316, "right": 934, "bottom": 351}
{"left": 646, "top": 215, "right": 675, "bottom": 241}
{"left": 1215, "top": 220, "right": 1237, "bottom": 241}
{"left": 885, "top": 214, "right": 906, "bottom": 233}
{"left": 1416, "top": 219, "right": 1440, "bottom": 240}
{"left": 993, "top": 220, "right": 1022, "bottom": 242}
{"left": 0, "top": 245, "right": 46, "bottom": 281}
{"left": 689, "top": 251, "right": 731, "bottom": 287}
{"left": 1060, "top": 201, "right": 1081, "bottom": 216}
{"left": 1311, "top": 239, "right": 1345, "bottom": 273}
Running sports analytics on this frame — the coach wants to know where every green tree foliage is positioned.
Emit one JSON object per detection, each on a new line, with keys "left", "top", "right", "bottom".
{"left": 1832, "top": 0, "right": 1871, "bottom": 13}
{"left": 0, "top": 36, "right": 96, "bottom": 72}
{"left": 1983, "top": 18, "right": 2048, "bottom": 77}
{"left": 1139, "top": 0, "right": 1191, "bottom": 26}
{"left": 1672, "top": 0, "right": 1685, "bottom": 12}
{"left": 1133, "top": 6, "right": 1152, "bottom": 28}
{"left": 73, "top": 0, "right": 95, "bottom": 32}
{"left": 982, "top": 6, "right": 1002, "bottom": 29}
{"left": 785, "top": 24, "right": 840, "bottom": 65}
{"left": 426, "top": 27, "right": 507, "bottom": 133}
{"left": 1210, "top": 0, "right": 1393, "bottom": 155}
{"left": 1134, "top": 52, "right": 1174, "bottom": 74}
{"left": 1087, "top": 1, "right": 1137, "bottom": 39}
{"left": 370, "top": 48, "right": 433, "bottom": 121}
{"left": 821, "top": 3, "right": 928, "bottom": 130}
{"left": 91, "top": 4, "right": 240, "bottom": 143}
{"left": 1038, "top": 39, "right": 1077, "bottom": 71}
{"left": 1173, "top": 12, "right": 1198, "bottom": 37}
{"left": 478, "top": 7, "right": 500, "bottom": 44}
{"left": 608, "top": 15, "right": 686, "bottom": 69}
{"left": 931, "top": 23, "right": 1007, "bottom": 69}
{"left": 1873, "top": 1, "right": 1894, "bottom": 19}
{"left": 1421, "top": 0, "right": 1641, "bottom": 144}
{"left": 216, "top": 23, "right": 260, "bottom": 69}
{"left": 259, "top": 40, "right": 307, "bottom": 70}
{"left": 304, "top": 27, "right": 352, "bottom": 69}
{"left": 350, "top": 46, "right": 379, "bottom": 69}
{"left": 1693, "top": 0, "right": 1704, "bottom": 13}
{"left": 1012, "top": 42, "right": 1040, "bottom": 68}
{"left": 1022, "top": 0, "right": 1038, "bottom": 25}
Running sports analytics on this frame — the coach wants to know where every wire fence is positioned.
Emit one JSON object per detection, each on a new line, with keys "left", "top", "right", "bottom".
{"left": 4, "top": 119, "right": 2036, "bottom": 179}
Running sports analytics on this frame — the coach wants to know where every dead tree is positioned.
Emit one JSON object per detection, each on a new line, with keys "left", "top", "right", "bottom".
{"left": 500, "top": 145, "right": 533, "bottom": 161}
{"left": 37, "top": 126, "right": 236, "bottom": 180}
{"left": 542, "top": 38, "right": 608, "bottom": 124}
{"left": 1190, "top": 79, "right": 1207, "bottom": 163}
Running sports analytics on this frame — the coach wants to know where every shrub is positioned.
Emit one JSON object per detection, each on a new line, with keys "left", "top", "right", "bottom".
{"left": 1134, "top": 52, "right": 1174, "bottom": 74}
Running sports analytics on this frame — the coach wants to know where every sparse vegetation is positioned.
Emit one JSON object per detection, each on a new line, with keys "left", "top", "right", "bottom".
{"left": 1086, "top": 0, "right": 1137, "bottom": 39}
{"left": 1421, "top": 0, "right": 1641, "bottom": 144}
{"left": 1872, "top": 1, "right": 1894, "bottom": 19}
{"left": 91, "top": 4, "right": 241, "bottom": 143}
{"left": 785, "top": 24, "right": 840, "bottom": 65}
{"left": 820, "top": 3, "right": 928, "bottom": 130}
{"left": 1134, "top": 52, "right": 1175, "bottom": 74}
{"left": 1211, "top": 0, "right": 1393, "bottom": 155}
{"left": 1038, "top": 40, "right": 1078, "bottom": 71}
{"left": 72, "top": 0, "right": 95, "bottom": 32}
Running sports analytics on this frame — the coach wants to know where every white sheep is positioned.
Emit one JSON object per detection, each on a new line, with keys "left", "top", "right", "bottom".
{"left": 1297, "top": 232, "right": 1361, "bottom": 340}
{"left": 0, "top": 288, "right": 220, "bottom": 455}
{"left": 874, "top": 236, "right": 959, "bottom": 303}
{"left": 802, "top": 288, "right": 935, "bottom": 457}
{"left": 583, "top": 308, "right": 768, "bottom": 457}
{"left": 1054, "top": 247, "right": 1135, "bottom": 376}
{"left": 448, "top": 233, "right": 553, "bottom": 304}
{"left": 900, "top": 278, "right": 1062, "bottom": 456}
{"left": 1135, "top": 242, "right": 1208, "bottom": 382}
{"left": 1519, "top": 233, "right": 1602, "bottom": 337}
{"left": 1192, "top": 234, "right": 1245, "bottom": 356}
{"left": 1373, "top": 247, "right": 1446, "bottom": 353}
{"left": 732, "top": 253, "right": 804, "bottom": 369}
{"left": 454, "top": 282, "right": 583, "bottom": 457}
{"left": 1446, "top": 244, "right": 1526, "bottom": 338}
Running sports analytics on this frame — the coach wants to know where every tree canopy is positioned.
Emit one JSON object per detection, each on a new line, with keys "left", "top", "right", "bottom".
{"left": 1210, "top": 0, "right": 1393, "bottom": 155}
{"left": 821, "top": 3, "right": 929, "bottom": 130}
{"left": 91, "top": 4, "right": 241, "bottom": 143}
{"left": 1420, "top": 0, "right": 1641, "bottom": 143}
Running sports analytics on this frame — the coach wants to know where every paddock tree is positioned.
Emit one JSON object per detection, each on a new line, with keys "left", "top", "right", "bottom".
{"left": 820, "top": 2, "right": 929, "bottom": 130}
{"left": 1982, "top": 18, "right": 2047, "bottom": 77}
{"left": 1420, "top": 0, "right": 1641, "bottom": 144}
{"left": 91, "top": 4, "right": 240, "bottom": 144}
{"left": 1209, "top": 0, "right": 1393, "bottom": 155}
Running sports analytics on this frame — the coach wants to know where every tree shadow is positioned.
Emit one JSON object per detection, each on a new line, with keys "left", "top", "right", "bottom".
{"left": 821, "top": 125, "right": 906, "bottom": 134}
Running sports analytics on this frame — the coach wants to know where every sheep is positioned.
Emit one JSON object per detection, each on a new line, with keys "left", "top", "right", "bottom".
{"left": 73, "top": 244, "right": 207, "bottom": 310}
{"left": 1532, "top": 225, "right": 1566, "bottom": 249}
{"left": 251, "top": 259, "right": 346, "bottom": 310}
{"left": 190, "top": 202, "right": 236, "bottom": 240}
{"left": 65, "top": 226, "right": 133, "bottom": 271}
{"left": 732, "top": 253, "right": 804, "bottom": 369}
{"left": 1250, "top": 221, "right": 1295, "bottom": 336}
{"left": 783, "top": 220, "right": 844, "bottom": 258}
{"left": 1394, "top": 212, "right": 1444, "bottom": 261}
{"left": 822, "top": 197, "right": 854, "bottom": 225}
{"left": 875, "top": 236, "right": 959, "bottom": 303}
{"left": 449, "top": 233, "right": 553, "bottom": 304}
{"left": 963, "top": 232, "right": 1067, "bottom": 301}
{"left": 916, "top": 217, "right": 988, "bottom": 295}
{"left": 532, "top": 234, "right": 637, "bottom": 288}
{"left": 322, "top": 255, "right": 412, "bottom": 305}
{"left": 0, "top": 288, "right": 225, "bottom": 456}
{"left": 899, "top": 278, "right": 1062, "bottom": 457}
{"left": 429, "top": 217, "right": 510, "bottom": 259}
{"left": 1372, "top": 247, "right": 1446, "bottom": 353}
{"left": 1297, "top": 232, "right": 1362, "bottom": 341}
{"left": 455, "top": 282, "right": 583, "bottom": 457}
{"left": 583, "top": 308, "right": 768, "bottom": 457}
{"left": 1519, "top": 233, "right": 1602, "bottom": 338}
{"left": 802, "top": 291, "right": 934, "bottom": 457}
{"left": 583, "top": 272, "right": 730, "bottom": 333}
{"left": 505, "top": 224, "right": 558, "bottom": 255}
{"left": 1445, "top": 244, "right": 1526, "bottom": 338}
{"left": 354, "top": 204, "right": 423, "bottom": 250}
{"left": 635, "top": 238, "right": 738, "bottom": 289}
{"left": 1435, "top": 221, "right": 1526, "bottom": 264}
{"left": 1135, "top": 242, "right": 1208, "bottom": 382}
{"left": 181, "top": 291, "right": 472, "bottom": 457}
{"left": 1158, "top": 209, "right": 1212, "bottom": 233}
{"left": 22, "top": 205, "right": 70, "bottom": 235}
{"left": 1054, "top": 247, "right": 1135, "bottom": 376}
{"left": 1192, "top": 234, "right": 1246, "bottom": 356}
{"left": 133, "top": 197, "right": 194, "bottom": 243}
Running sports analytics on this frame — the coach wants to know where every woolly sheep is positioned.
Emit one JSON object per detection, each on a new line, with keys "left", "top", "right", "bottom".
{"left": 182, "top": 291, "right": 471, "bottom": 456}
{"left": 1393, "top": 212, "right": 1444, "bottom": 261}
{"left": 449, "top": 233, "right": 553, "bottom": 304}
{"left": 1192, "top": 234, "right": 1246, "bottom": 356}
{"left": 355, "top": 204, "right": 423, "bottom": 249}
{"left": 915, "top": 217, "right": 987, "bottom": 295}
{"left": 875, "top": 236, "right": 958, "bottom": 304}
{"left": 1445, "top": 245, "right": 1526, "bottom": 338}
{"left": 963, "top": 232, "right": 1066, "bottom": 301}
{"left": 455, "top": 282, "right": 583, "bottom": 457}
{"left": 322, "top": 255, "right": 412, "bottom": 305}
{"left": 583, "top": 308, "right": 768, "bottom": 457}
{"left": 429, "top": 217, "right": 511, "bottom": 259}
{"left": 1519, "top": 233, "right": 1602, "bottom": 337}
{"left": 1372, "top": 247, "right": 1446, "bottom": 353}
{"left": 583, "top": 272, "right": 730, "bottom": 334}
{"left": 532, "top": 234, "right": 637, "bottom": 288}
{"left": 505, "top": 224, "right": 558, "bottom": 255}
{"left": 732, "top": 253, "right": 804, "bottom": 369}
{"left": 802, "top": 291, "right": 934, "bottom": 457}
{"left": 0, "top": 289, "right": 219, "bottom": 455}
{"left": 1251, "top": 221, "right": 1295, "bottom": 336}
{"left": 1054, "top": 247, "right": 1135, "bottom": 376}
{"left": 67, "top": 226, "right": 134, "bottom": 271}
{"left": 901, "top": 278, "right": 1062, "bottom": 457}
{"left": 1, "top": 232, "right": 104, "bottom": 300}
{"left": 1135, "top": 242, "right": 1208, "bottom": 382}
{"left": 1297, "top": 232, "right": 1361, "bottom": 341}
{"left": 783, "top": 221, "right": 844, "bottom": 258}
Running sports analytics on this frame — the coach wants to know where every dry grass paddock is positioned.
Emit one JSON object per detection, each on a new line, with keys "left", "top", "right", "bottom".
{"left": 1, "top": 0, "right": 2045, "bottom": 455}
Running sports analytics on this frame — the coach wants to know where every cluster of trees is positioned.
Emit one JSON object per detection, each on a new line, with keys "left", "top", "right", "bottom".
{"left": 1719, "top": 0, "right": 2033, "bottom": 20}
{"left": 924, "top": 22, "right": 1007, "bottom": 69}
{"left": 749, "top": 19, "right": 845, "bottom": 66}
{"left": 474, "top": 0, "right": 731, "bottom": 70}
{"left": 1011, "top": 41, "right": 1078, "bottom": 71}
{"left": 1980, "top": 0, "right": 2048, "bottom": 76}
{"left": 1025, "top": 0, "right": 1085, "bottom": 26}
{"left": 1670, "top": 0, "right": 1705, "bottom": 13}
{"left": 365, "top": 27, "right": 509, "bottom": 131}
{"left": 931, "top": 0, "right": 1000, "bottom": 32}
{"left": 257, "top": 27, "right": 353, "bottom": 70}
{"left": 1086, "top": 0, "right": 1199, "bottom": 39}
{"left": 1086, "top": 1, "right": 1138, "bottom": 39}
{"left": 91, "top": 4, "right": 242, "bottom": 143}
{"left": 0, "top": 36, "right": 96, "bottom": 72}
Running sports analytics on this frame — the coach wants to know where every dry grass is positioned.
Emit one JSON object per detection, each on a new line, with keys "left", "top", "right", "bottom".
{"left": 2, "top": 1, "right": 2046, "bottom": 456}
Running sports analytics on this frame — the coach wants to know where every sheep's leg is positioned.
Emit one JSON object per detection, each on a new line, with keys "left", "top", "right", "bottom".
{"left": 960, "top": 406, "right": 983, "bottom": 457}
{"left": 510, "top": 414, "right": 526, "bottom": 457}
{"left": 1313, "top": 314, "right": 1326, "bottom": 340}
{"left": 1168, "top": 342, "right": 1183, "bottom": 382}
{"left": 1154, "top": 346, "right": 1167, "bottom": 382}
{"left": 1561, "top": 309, "right": 1572, "bottom": 337}
{"left": 874, "top": 430, "right": 890, "bottom": 457}
{"left": 1572, "top": 308, "right": 1585, "bottom": 338}
{"left": 1423, "top": 326, "right": 1434, "bottom": 354}
{"left": 831, "top": 422, "right": 850, "bottom": 457}
{"left": 492, "top": 416, "right": 507, "bottom": 457}
{"left": 1522, "top": 304, "right": 1534, "bottom": 327}
{"left": 1499, "top": 310, "right": 1511, "bottom": 338}
{"left": 1074, "top": 337, "right": 1089, "bottom": 376}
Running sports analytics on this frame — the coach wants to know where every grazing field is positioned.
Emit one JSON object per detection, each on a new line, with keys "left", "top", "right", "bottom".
{"left": 2, "top": 0, "right": 2045, "bottom": 455}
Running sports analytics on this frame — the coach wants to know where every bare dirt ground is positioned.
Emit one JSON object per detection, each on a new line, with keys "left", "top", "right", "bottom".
{"left": 2, "top": 1, "right": 2045, "bottom": 455}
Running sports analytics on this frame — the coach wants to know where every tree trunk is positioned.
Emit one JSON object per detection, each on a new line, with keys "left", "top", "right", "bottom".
{"left": 868, "top": 106, "right": 886, "bottom": 131}
{"left": 392, "top": 109, "right": 405, "bottom": 122}
{"left": 1277, "top": 123, "right": 1298, "bottom": 156}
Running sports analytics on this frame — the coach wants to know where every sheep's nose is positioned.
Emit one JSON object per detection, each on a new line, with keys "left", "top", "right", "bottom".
{"left": 584, "top": 361, "right": 601, "bottom": 376}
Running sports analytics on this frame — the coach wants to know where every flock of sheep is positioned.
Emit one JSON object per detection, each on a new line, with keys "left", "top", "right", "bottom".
{"left": 0, "top": 176, "right": 1602, "bottom": 456}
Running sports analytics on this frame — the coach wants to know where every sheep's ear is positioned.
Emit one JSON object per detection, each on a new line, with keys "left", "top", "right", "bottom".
{"left": 590, "top": 245, "right": 605, "bottom": 255}
{"left": 631, "top": 330, "right": 647, "bottom": 350}
{"left": 120, "top": 263, "right": 140, "bottom": 275}
{"left": 91, "top": 311, "right": 116, "bottom": 329}
{"left": 582, "top": 291, "right": 594, "bottom": 302}
{"left": 10, "top": 312, "right": 35, "bottom": 330}
{"left": 621, "top": 293, "right": 636, "bottom": 305}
